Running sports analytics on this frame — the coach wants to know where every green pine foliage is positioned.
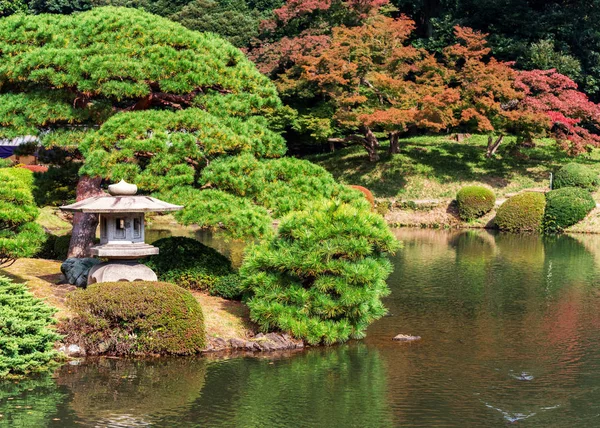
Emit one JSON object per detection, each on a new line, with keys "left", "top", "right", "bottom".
{"left": 553, "top": 163, "right": 600, "bottom": 191}
{"left": 456, "top": 186, "right": 496, "bottom": 221}
{"left": 200, "top": 154, "right": 366, "bottom": 217}
{"left": 241, "top": 201, "right": 400, "bottom": 345}
{"left": 544, "top": 187, "right": 596, "bottom": 233}
{"left": 144, "top": 237, "right": 235, "bottom": 290}
{"left": 0, "top": 276, "right": 61, "bottom": 378}
{"left": 495, "top": 192, "right": 546, "bottom": 232}
{"left": 62, "top": 281, "right": 206, "bottom": 355}
{"left": 33, "top": 163, "right": 79, "bottom": 206}
{"left": 0, "top": 168, "right": 45, "bottom": 266}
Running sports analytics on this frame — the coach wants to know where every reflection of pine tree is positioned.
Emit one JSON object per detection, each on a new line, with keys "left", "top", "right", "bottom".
{"left": 0, "top": 375, "right": 66, "bottom": 426}
{"left": 194, "top": 345, "right": 394, "bottom": 427}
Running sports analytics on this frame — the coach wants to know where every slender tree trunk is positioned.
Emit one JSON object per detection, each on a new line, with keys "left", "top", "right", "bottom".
{"left": 329, "top": 140, "right": 336, "bottom": 152}
{"left": 388, "top": 132, "right": 400, "bottom": 154}
{"left": 363, "top": 126, "right": 380, "bottom": 162}
{"left": 486, "top": 134, "right": 504, "bottom": 158}
{"left": 67, "top": 175, "right": 104, "bottom": 258}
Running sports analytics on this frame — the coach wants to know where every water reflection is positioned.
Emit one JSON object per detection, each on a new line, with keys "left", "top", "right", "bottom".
{"left": 6, "top": 229, "right": 600, "bottom": 426}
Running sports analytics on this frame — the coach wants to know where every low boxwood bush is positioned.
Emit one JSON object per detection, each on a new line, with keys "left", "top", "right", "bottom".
{"left": 208, "top": 273, "right": 244, "bottom": 300}
{"left": 456, "top": 186, "right": 496, "bottom": 221}
{"left": 0, "top": 276, "right": 61, "bottom": 378}
{"left": 544, "top": 187, "right": 596, "bottom": 233}
{"left": 495, "top": 192, "right": 546, "bottom": 232}
{"left": 241, "top": 200, "right": 400, "bottom": 345}
{"left": 553, "top": 163, "right": 600, "bottom": 191}
{"left": 144, "top": 237, "right": 234, "bottom": 290}
{"left": 61, "top": 281, "right": 206, "bottom": 355}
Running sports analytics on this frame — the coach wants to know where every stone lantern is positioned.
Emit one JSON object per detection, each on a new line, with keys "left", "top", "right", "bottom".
{"left": 60, "top": 180, "right": 183, "bottom": 284}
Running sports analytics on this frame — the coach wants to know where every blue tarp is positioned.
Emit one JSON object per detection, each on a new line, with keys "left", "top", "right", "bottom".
{"left": 0, "top": 146, "right": 16, "bottom": 159}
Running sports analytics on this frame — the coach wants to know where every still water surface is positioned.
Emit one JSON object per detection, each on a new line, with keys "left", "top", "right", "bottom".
{"left": 3, "top": 229, "right": 600, "bottom": 427}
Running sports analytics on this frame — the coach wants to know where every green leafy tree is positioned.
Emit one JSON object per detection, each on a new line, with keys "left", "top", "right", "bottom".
{"left": 0, "top": 0, "right": 27, "bottom": 15}
{"left": 0, "top": 169, "right": 45, "bottom": 266}
{"left": 171, "top": 0, "right": 263, "bottom": 48}
{"left": 29, "top": 0, "right": 92, "bottom": 13}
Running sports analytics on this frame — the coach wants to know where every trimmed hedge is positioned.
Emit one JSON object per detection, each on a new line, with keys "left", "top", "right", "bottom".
{"left": 144, "top": 237, "right": 234, "bottom": 290}
{"left": 456, "top": 186, "right": 496, "bottom": 221}
{"left": 544, "top": 187, "right": 596, "bottom": 233}
{"left": 62, "top": 281, "right": 206, "bottom": 355}
{"left": 495, "top": 192, "right": 546, "bottom": 232}
{"left": 553, "top": 163, "right": 600, "bottom": 191}
{"left": 0, "top": 276, "right": 61, "bottom": 378}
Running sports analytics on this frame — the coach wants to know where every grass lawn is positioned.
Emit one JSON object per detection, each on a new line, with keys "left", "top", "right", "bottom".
{"left": 309, "top": 135, "right": 600, "bottom": 201}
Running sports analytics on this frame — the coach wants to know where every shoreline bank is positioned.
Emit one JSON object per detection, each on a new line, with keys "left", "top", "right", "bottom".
{"left": 379, "top": 198, "right": 600, "bottom": 234}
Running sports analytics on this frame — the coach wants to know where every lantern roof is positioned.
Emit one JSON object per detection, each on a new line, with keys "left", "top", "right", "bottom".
{"left": 60, "top": 180, "right": 183, "bottom": 213}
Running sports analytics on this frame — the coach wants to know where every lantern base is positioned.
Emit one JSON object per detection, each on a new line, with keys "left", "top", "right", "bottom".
{"left": 88, "top": 260, "right": 158, "bottom": 285}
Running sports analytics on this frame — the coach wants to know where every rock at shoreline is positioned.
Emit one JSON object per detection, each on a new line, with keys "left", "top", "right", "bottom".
{"left": 61, "top": 258, "right": 101, "bottom": 288}
{"left": 393, "top": 334, "right": 421, "bottom": 342}
{"left": 58, "top": 344, "right": 86, "bottom": 357}
{"left": 204, "top": 333, "right": 304, "bottom": 353}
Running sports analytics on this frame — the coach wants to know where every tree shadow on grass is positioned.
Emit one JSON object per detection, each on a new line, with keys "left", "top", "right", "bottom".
{"left": 311, "top": 138, "right": 571, "bottom": 198}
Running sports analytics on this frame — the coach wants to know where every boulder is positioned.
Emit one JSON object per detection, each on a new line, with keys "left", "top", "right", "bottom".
{"left": 61, "top": 258, "right": 101, "bottom": 288}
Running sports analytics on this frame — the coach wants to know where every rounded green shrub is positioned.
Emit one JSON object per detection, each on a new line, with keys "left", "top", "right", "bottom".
{"left": 456, "top": 186, "right": 496, "bottom": 221}
{"left": 544, "top": 187, "right": 596, "bottom": 233}
{"left": 209, "top": 274, "right": 244, "bottom": 300}
{"left": 495, "top": 192, "right": 546, "bottom": 232}
{"left": 0, "top": 168, "right": 45, "bottom": 266}
{"left": 144, "top": 237, "right": 234, "bottom": 290}
{"left": 241, "top": 200, "right": 400, "bottom": 345}
{"left": 0, "top": 276, "right": 61, "bottom": 378}
{"left": 62, "top": 281, "right": 206, "bottom": 355}
{"left": 553, "top": 163, "right": 600, "bottom": 191}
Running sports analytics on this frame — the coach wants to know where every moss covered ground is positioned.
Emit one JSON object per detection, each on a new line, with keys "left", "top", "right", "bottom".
{"left": 310, "top": 135, "right": 600, "bottom": 201}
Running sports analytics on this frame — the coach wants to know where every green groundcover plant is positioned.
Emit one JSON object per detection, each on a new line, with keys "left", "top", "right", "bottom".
{"left": 495, "top": 192, "right": 546, "bottom": 232}
{"left": 456, "top": 186, "right": 496, "bottom": 221}
{"left": 0, "top": 276, "right": 61, "bottom": 378}
{"left": 62, "top": 281, "right": 206, "bottom": 355}
{"left": 241, "top": 200, "right": 400, "bottom": 345}
{"left": 544, "top": 187, "right": 596, "bottom": 233}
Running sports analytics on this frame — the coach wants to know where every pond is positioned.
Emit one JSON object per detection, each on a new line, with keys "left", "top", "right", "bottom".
{"left": 3, "top": 229, "right": 600, "bottom": 427}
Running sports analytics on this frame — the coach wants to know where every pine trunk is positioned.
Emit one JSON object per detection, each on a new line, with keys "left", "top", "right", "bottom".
{"left": 67, "top": 175, "right": 104, "bottom": 258}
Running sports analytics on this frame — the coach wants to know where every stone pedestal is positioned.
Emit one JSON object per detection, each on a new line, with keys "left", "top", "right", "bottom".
{"left": 88, "top": 261, "right": 157, "bottom": 285}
